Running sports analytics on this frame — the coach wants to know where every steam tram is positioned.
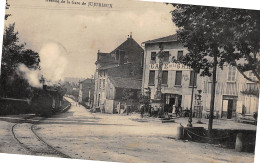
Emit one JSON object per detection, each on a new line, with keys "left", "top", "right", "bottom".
{"left": 31, "top": 84, "right": 66, "bottom": 117}
{"left": 0, "top": 84, "right": 66, "bottom": 117}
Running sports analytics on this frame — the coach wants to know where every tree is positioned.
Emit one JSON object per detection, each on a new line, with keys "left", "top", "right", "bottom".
{"left": 170, "top": 4, "right": 260, "bottom": 136}
{"left": 212, "top": 8, "right": 260, "bottom": 84}
{"left": 1, "top": 23, "right": 40, "bottom": 98}
{"left": 171, "top": 4, "right": 260, "bottom": 81}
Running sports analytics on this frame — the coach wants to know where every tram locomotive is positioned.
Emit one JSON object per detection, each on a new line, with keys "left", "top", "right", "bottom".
{"left": 31, "top": 84, "right": 66, "bottom": 117}
{"left": 0, "top": 84, "right": 66, "bottom": 117}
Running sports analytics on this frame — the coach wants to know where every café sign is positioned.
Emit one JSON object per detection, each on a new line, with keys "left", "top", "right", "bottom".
{"left": 149, "top": 63, "right": 191, "bottom": 71}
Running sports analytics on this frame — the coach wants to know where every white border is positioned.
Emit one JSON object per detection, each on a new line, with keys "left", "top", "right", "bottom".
{"left": 142, "top": 0, "right": 260, "bottom": 10}
{"left": 0, "top": 1, "right": 259, "bottom": 163}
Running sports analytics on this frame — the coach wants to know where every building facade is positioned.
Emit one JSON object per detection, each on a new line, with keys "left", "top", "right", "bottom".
{"left": 93, "top": 35, "right": 144, "bottom": 113}
{"left": 78, "top": 78, "right": 95, "bottom": 108}
{"left": 142, "top": 34, "right": 259, "bottom": 119}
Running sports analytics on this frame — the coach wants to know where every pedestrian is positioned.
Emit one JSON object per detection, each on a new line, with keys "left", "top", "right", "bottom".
{"left": 175, "top": 105, "right": 179, "bottom": 117}
{"left": 148, "top": 104, "right": 152, "bottom": 117}
{"left": 164, "top": 104, "right": 170, "bottom": 118}
{"left": 153, "top": 105, "right": 158, "bottom": 117}
{"left": 158, "top": 105, "right": 163, "bottom": 118}
{"left": 140, "top": 105, "right": 144, "bottom": 118}
{"left": 178, "top": 105, "right": 182, "bottom": 117}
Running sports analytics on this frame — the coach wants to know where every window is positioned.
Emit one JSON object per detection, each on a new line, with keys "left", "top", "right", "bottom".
{"left": 162, "top": 71, "right": 168, "bottom": 85}
{"left": 149, "top": 71, "right": 155, "bottom": 85}
{"left": 175, "top": 71, "right": 182, "bottom": 86}
{"left": 99, "top": 79, "right": 102, "bottom": 88}
{"left": 177, "top": 51, "right": 183, "bottom": 60}
{"left": 228, "top": 66, "right": 236, "bottom": 81}
{"left": 103, "top": 79, "right": 105, "bottom": 88}
{"left": 189, "top": 71, "right": 197, "bottom": 87}
{"left": 246, "top": 83, "right": 257, "bottom": 91}
{"left": 163, "top": 51, "right": 169, "bottom": 62}
{"left": 151, "top": 52, "right": 156, "bottom": 61}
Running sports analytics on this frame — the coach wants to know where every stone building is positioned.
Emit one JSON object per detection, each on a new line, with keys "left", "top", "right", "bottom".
{"left": 142, "top": 34, "right": 259, "bottom": 119}
{"left": 93, "top": 34, "right": 144, "bottom": 113}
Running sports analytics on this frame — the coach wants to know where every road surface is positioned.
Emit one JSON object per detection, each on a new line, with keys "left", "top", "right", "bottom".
{"left": 31, "top": 98, "right": 255, "bottom": 163}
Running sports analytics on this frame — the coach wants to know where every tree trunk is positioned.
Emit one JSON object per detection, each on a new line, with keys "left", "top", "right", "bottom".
{"left": 208, "top": 54, "right": 217, "bottom": 137}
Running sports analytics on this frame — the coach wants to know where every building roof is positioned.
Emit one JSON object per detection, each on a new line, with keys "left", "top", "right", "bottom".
{"left": 96, "top": 36, "right": 143, "bottom": 69}
{"left": 106, "top": 63, "right": 142, "bottom": 79}
{"left": 95, "top": 52, "right": 117, "bottom": 66}
{"left": 110, "top": 37, "right": 143, "bottom": 55}
{"left": 142, "top": 34, "right": 178, "bottom": 44}
{"left": 109, "top": 76, "right": 142, "bottom": 90}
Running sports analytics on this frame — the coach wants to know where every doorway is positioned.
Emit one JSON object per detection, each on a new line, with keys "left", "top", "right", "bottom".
{"left": 227, "top": 99, "right": 233, "bottom": 119}
{"left": 222, "top": 96, "right": 237, "bottom": 119}
{"left": 165, "top": 94, "right": 182, "bottom": 113}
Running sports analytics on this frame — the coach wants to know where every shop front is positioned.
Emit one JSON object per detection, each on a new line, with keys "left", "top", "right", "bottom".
{"left": 162, "top": 93, "right": 182, "bottom": 114}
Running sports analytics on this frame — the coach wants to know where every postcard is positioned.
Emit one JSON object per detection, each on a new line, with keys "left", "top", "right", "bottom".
{"left": 0, "top": 0, "right": 259, "bottom": 163}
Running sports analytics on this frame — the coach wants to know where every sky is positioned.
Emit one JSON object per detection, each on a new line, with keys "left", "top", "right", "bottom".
{"left": 4, "top": 0, "right": 176, "bottom": 79}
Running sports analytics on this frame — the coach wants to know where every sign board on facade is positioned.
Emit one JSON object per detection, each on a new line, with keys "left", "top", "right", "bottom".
{"left": 149, "top": 63, "right": 191, "bottom": 71}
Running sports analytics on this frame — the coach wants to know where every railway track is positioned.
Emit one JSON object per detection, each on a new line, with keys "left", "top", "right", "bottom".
{"left": 11, "top": 122, "right": 71, "bottom": 158}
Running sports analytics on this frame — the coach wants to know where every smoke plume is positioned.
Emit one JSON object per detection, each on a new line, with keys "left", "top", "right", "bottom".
{"left": 39, "top": 42, "right": 68, "bottom": 83}
{"left": 16, "top": 42, "right": 68, "bottom": 88}
{"left": 16, "top": 64, "right": 42, "bottom": 88}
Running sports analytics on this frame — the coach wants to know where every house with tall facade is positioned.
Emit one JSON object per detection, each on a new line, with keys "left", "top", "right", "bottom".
{"left": 93, "top": 34, "right": 144, "bottom": 113}
{"left": 142, "top": 34, "right": 259, "bottom": 119}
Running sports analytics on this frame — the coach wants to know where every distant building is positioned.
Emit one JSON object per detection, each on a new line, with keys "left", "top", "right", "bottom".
{"left": 78, "top": 78, "right": 95, "bottom": 108}
{"left": 142, "top": 34, "right": 259, "bottom": 119}
{"left": 93, "top": 34, "right": 144, "bottom": 113}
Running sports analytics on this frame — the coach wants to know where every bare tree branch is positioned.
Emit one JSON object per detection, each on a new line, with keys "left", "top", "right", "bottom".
{"left": 236, "top": 66, "right": 258, "bottom": 83}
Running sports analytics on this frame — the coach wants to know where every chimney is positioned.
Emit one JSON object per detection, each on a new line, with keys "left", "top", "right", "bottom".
{"left": 130, "top": 32, "right": 132, "bottom": 38}
{"left": 97, "top": 50, "right": 100, "bottom": 60}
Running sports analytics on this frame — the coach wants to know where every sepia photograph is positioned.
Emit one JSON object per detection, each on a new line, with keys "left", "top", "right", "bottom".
{"left": 0, "top": 0, "right": 259, "bottom": 162}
